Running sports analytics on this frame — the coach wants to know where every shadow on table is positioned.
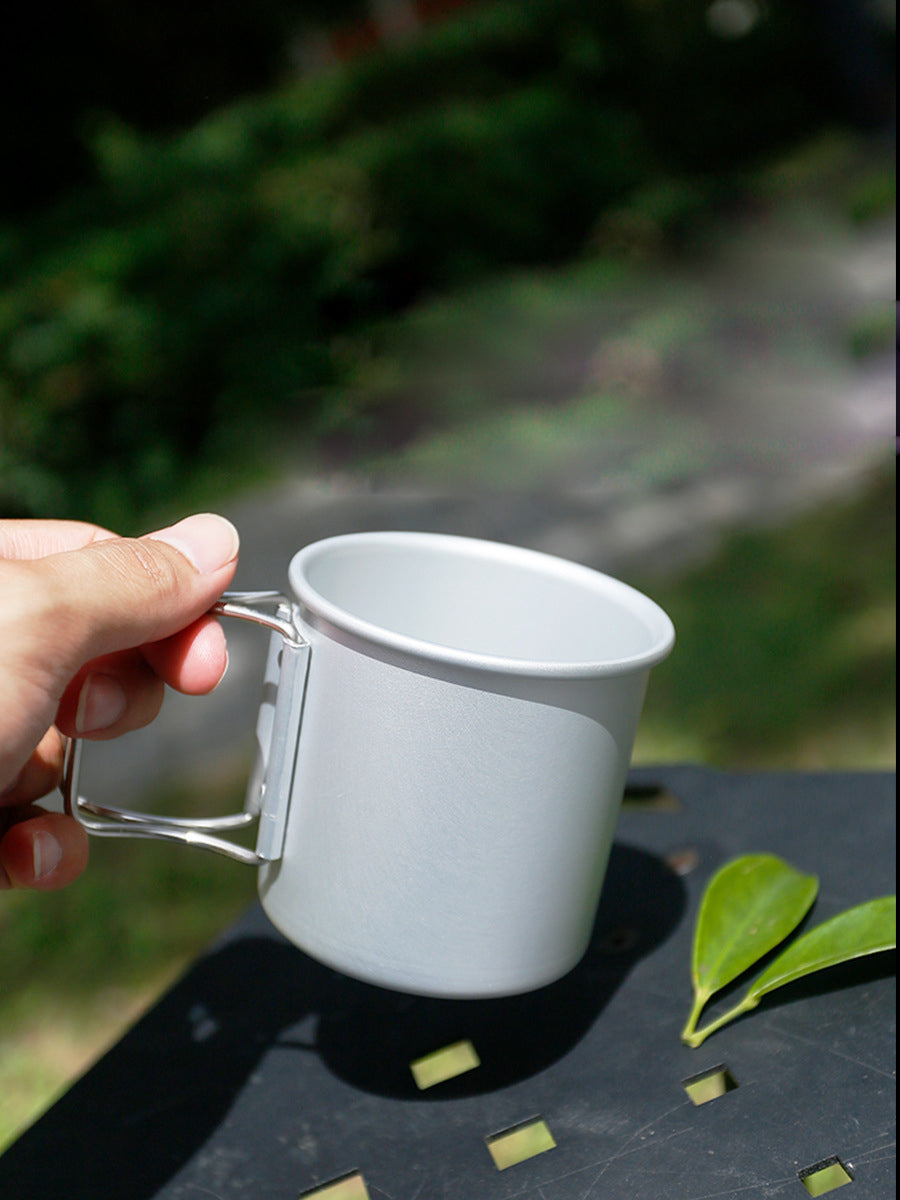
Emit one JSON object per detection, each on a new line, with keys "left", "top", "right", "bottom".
{"left": 0, "top": 842, "right": 684, "bottom": 1200}
{"left": 314, "top": 841, "right": 685, "bottom": 1098}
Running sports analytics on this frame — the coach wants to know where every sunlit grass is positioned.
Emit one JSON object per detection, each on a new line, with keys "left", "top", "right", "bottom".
{"left": 0, "top": 773, "right": 257, "bottom": 1151}
{"left": 0, "top": 968, "right": 185, "bottom": 1150}
{"left": 632, "top": 461, "right": 895, "bottom": 769}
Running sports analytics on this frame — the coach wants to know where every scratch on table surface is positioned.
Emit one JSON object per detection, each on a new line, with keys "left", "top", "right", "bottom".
{"left": 490, "top": 1116, "right": 695, "bottom": 1200}
{"left": 679, "top": 1178, "right": 797, "bottom": 1199}
{"left": 511, "top": 1099, "right": 692, "bottom": 1200}
{"left": 851, "top": 1151, "right": 897, "bottom": 1168}
{"left": 762, "top": 1019, "right": 897, "bottom": 1080}
{"left": 474, "top": 1126, "right": 891, "bottom": 1200}
{"left": 578, "top": 1099, "right": 696, "bottom": 1200}
{"left": 682, "top": 1138, "right": 897, "bottom": 1199}
{"left": 368, "top": 1182, "right": 398, "bottom": 1200}
{"left": 843, "top": 1135, "right": 896, "bottom": 1165}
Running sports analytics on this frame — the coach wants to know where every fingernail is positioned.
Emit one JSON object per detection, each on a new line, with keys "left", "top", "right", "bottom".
{"left": 148, "top": 514, "right": 240, "bottom": 575}
{"left": 33, "top": 831, "right": 63, "bottom": 881}
{"left": 76, "top": 673, "right": 127, "bottom": 734}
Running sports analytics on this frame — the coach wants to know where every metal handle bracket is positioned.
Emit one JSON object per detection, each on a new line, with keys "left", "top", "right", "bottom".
{"left": 62, "top": 592, "right": 310, "bottom": 865}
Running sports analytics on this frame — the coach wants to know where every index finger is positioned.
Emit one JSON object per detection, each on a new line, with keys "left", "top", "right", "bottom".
{"left": 0, "top": 520, "right": 118, "bottom": 561}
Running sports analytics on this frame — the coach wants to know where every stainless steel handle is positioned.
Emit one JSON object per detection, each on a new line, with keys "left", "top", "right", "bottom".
{"left": 62, "top": 592, "right": 310, "bottom": 865}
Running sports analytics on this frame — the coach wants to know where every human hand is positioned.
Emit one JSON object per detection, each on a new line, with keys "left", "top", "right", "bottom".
{"left": 0, "top": 514, "right": 239, "bottom": 890}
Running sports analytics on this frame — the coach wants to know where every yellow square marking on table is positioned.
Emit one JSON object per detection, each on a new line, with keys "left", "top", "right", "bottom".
{"left": 683, "top": 1064, "right": 738, "bottom": 1106}
{"left": 799, "top": 1158, "right": 853, "bottom": 1196}
{"left": 299, "top": 1171, "right": 370, "bottom": 1200}
{"left": 486, "top": 1118, "right": 557, "bottom": 1170}
{"left": 410, "top": 1039, "right": 480, "bottom": 1089}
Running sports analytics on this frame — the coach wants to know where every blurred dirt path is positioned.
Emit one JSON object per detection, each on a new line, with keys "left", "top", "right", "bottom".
{"left": 78, "top": 212, "right": 895, "bottom": 806}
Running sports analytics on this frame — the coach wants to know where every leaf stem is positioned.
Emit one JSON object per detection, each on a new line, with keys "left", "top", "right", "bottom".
{"left": 680, "top": 989, "right": 710, "bottom": 1044}
{"left": 684, "top": 995, "right": 759, "bottom": 1048}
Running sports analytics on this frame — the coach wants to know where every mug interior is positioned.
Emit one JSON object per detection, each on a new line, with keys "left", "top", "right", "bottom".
{"left": 290, "top": 533, "right": 674, "bottom": 675}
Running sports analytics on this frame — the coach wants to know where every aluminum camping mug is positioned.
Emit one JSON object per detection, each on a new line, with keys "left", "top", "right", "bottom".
{"left": 64, "top": 531, "right": 675, "bottom": 997}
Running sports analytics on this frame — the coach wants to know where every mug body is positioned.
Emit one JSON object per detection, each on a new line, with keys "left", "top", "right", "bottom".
{"left": 257, "top": 532, "right": 674, "bottom": 997}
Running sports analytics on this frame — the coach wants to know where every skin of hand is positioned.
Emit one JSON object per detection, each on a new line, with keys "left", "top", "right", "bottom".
{"left": 0, "top": 513, "right": 240, "bottom": 891}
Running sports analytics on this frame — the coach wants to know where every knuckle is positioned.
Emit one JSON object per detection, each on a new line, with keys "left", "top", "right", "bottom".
{"left": 107, "top": 538, "right": 183, "bottom": 601}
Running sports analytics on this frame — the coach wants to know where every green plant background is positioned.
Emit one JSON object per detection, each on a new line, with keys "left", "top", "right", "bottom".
{"left": 0, "top": 0, "right": 858, "bottom": 530}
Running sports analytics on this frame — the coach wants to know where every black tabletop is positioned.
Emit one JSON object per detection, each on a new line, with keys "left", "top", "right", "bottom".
{"left": 2, "top": 766, "right": 895, "bottom": 1199}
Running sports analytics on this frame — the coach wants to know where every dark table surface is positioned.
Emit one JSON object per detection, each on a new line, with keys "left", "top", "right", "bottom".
{"left": 2, "top": 766, "right": 895, "bottom": 1199}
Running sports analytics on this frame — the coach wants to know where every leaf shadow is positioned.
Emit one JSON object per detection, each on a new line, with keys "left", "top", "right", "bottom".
{"left": 754, "top": 947, "right": 896, "bottom": 1016}
{"left": 697, "top": 946, "right": 896, "bottom": 1038}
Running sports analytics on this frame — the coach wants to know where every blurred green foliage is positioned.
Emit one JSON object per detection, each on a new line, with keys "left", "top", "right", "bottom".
{"left": 0, "top": 0, "right": 844, "bottom": 531}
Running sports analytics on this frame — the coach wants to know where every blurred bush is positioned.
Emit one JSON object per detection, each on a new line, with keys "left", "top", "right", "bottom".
{"left": 0, "top": 0, "right": 881, "bottom": 529}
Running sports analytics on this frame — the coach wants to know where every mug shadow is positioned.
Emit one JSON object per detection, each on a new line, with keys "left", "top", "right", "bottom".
{"left": 0, "top": 842, "right": 684, "bottom": 1200}
{"left": 313, "top": 841, "right": 686, "bottom": 1098}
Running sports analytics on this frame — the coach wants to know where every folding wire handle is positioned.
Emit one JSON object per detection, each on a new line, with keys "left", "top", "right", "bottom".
{"left": 62, "top": 592, "right": 310, "bottom": 865}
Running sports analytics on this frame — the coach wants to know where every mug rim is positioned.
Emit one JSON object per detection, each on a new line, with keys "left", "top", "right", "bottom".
{"left": 288, "top": 531, "right": 675, "bottom": 679}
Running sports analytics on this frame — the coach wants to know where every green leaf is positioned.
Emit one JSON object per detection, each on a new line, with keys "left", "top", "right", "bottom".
{"left": 744, "top": 895, "right": 896, "bottom": 1004}
{"left": 691, "top": 854, "right": 819, "bottom": 997}
{"left": 686, "top": 894, "right": 896, "bottom": 1047}
{"left": 682, "top": 854, "right": 818, "bottom": 1042}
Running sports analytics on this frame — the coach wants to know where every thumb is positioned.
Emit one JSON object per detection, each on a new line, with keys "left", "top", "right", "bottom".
{"left": 22, "top": 513, "right": 240, "bottom": 683}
